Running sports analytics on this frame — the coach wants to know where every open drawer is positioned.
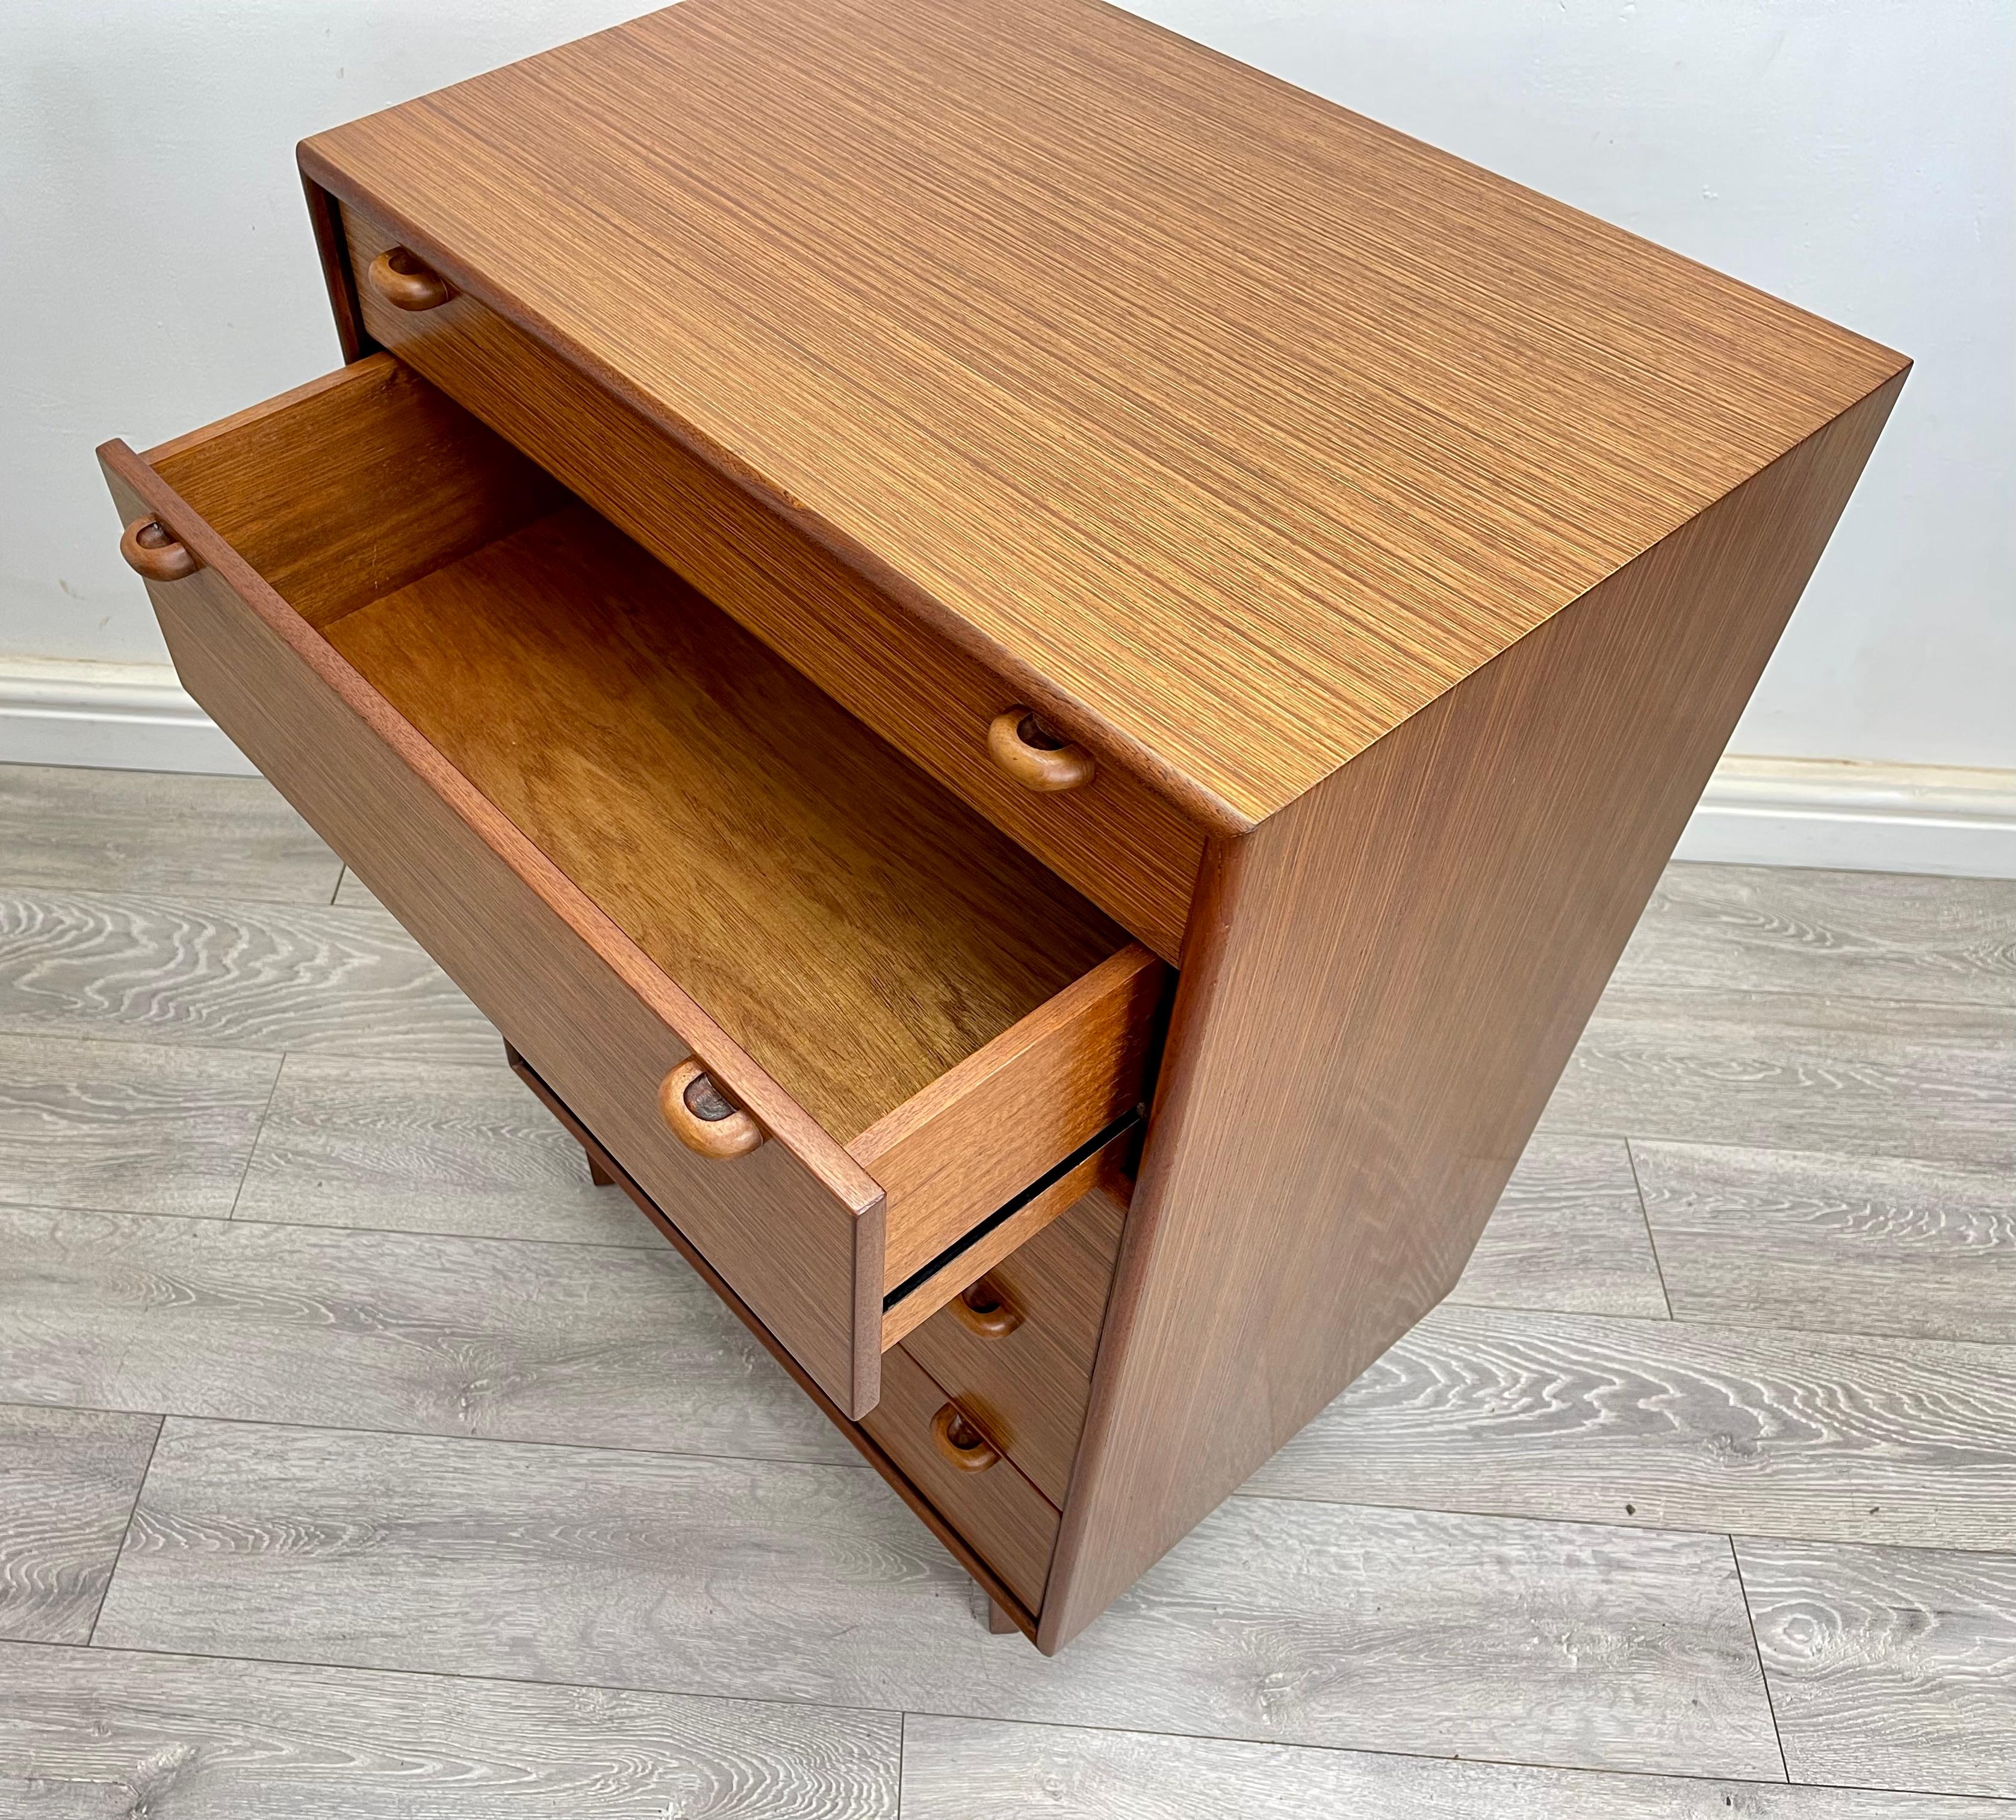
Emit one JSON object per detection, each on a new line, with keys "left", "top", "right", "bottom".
{"left": 98, "top": 354, "right": 1167, "bottom": 1417}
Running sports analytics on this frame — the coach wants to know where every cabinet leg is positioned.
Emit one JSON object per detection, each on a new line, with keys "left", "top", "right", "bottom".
{"left": 987, "top": 1597, "right": 1019, "bottom": 1635}
{"left": 586, "top": 1151, "right": 615, "bottom": 1187}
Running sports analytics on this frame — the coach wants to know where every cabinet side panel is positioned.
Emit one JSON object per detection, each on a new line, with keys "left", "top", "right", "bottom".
{"left": 1038, "top": 372, "right": 1905, "bottom": 1651}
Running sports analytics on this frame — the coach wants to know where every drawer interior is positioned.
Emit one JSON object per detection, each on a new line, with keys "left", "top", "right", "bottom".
{"left": 144, "top": 354, "right": 1153, "bottom": 1145}
{"left": 146, "top": 358, "right": 1143, "bottom": 1144}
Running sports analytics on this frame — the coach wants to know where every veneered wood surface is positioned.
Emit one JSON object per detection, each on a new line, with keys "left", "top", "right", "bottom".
{"left": 859, "top": 1347, "right": 1061, "bottom": 1612}
{"left": 330, "top": 202, "right": 1202, "bottom": 962}
{"left": 1040, "top": 371, "right": 1908, "bottom": 1650}
{"left": 323, "top": 500, "right": 1130, "bottom": 1142}
{"left": 146, "top": 355, "right": 562, "bottom": 631}
{"left": 96, "top": 435, "right": 889, "bottom": 1420}
{"left": 144, "top": 351, "right": 1132, "bottom": 1140}
{"left": 878, "top": 1142, "right": 1130, "bottom": 1352}
{"left": 301, "top": 0, "right": 1906, "bottom": 827}
{"left": 855, "top": 945, "right": 1162, "bottom": 1287}
{"left": 902, "top": 1187, "right": 1129, "bottom": 1503}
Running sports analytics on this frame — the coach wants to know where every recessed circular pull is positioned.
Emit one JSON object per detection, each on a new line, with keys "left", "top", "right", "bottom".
{"left": 119, "top": 516, "right": 200, "bottom": 583}
{"left": 930, "top": 1402, "right": 1002, "bottom": 1473}
{"left": 367, "top": 247, "right": 451, "bottom": 312}
{"left": 951, "top": 1274, "right": 1023, "bottom": 1339}
{"left": 657, "top": 1057, "right": 766, "bottom": 1159}
{"left": 986, "top": 708, "right": 1096, "bottom": 793}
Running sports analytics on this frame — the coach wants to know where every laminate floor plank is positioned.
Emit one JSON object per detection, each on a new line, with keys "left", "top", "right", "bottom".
{"left": 1540, "top": 985, "right": 2014, "bottom": 1170}
{"left": 0, "top": 763, "right": 343, "bottom": 905}
{"left": 1614, "top": 863, "right": 2014, "bottom": 1008}
{"left": 93, "top": 1418, "right": 1782, "bottom": 1780}
{"left": 0, "top": 1641, "right": 899, "bottom": 1818}
{"left": 1248, "top": 1304, "right": 2015, "bottom": 1550}
{"left": 0, "top": 1033, "right": 278, "bottom": 1217}
{"left": 1637, "top": 1141, "right": 2014, "bottom": 1343}
{"left": 234, "top": 1053, "right": 658, "bottom": 1245}
{"left": 0, "top": 1207, "right": 854, "bottom": 1467}
{"left": 0, "top": 888, "right": 495, "bottom": 1063}
{"left": 900, "top": 1714, "right": 2015, "bottom": 1819}
{"left": 1448, "top": 1134, "right": 1669, "bottom": 1317}
{"left": 1739, "top": 1539, "right": 2016, "bottom": 1799}
{"left": 0, "top": 1405, "right": 158, "bottom": 1644}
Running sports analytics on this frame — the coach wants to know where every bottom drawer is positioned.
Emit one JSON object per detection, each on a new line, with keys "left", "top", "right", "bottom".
{"left": 859, "top": 1349, "right": 1061, "bottom": 1612}
{"left": 901, "top": 1186, "right": 1127, "bottom": 1503}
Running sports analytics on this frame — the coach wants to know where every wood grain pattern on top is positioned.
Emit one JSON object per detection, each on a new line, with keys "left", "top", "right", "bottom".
{"left": 323, "top": 504, "right": 1128, "bottom": 1141}
{"left": 300, "top": 0, "right": 1907, "bottom": 826}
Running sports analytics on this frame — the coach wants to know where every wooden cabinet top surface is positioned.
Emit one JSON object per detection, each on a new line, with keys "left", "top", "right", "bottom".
{"left": 302, "top": 0, "right": 1906, "bottom": 829}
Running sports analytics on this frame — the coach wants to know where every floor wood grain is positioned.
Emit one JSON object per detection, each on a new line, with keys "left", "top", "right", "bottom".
{"left": 900, "top": 1713, "right": 2016, "bottom": 1819}
{"left": 233, "top": 1053, "right": 657, "bottom": 1245}
{"left": 1614, "top": 864, "right": 2014, "bottom": 1008}
{"left": 1248, "top": 1305, "right": 2015, "bottom": 1550}
{"left": 95, "top": 1418, "right": 1783, "bottom": 1778}
{"left": 2, "top": 767, "right": 2009, "bottom": 1804}
{"left": 1739, "top": 1540, "right": 2016, "bottom": 1799}
{"left": 0, "top": 1642, "right": 900, "bottom": 1817}
{"left": 1637, "top": 1141, "right": 2014, "bottom": 1343}
{"left": 0, "top": 1033, "right": 278, "bottom": 1216}
{"left": 0, "top": 764, "right": 342, "bottom": 906}
{"left": 0, "top": 1207, "right": 854, "bottom": 1467}
{"left": 0, "top": 888, "right": 495, "bottom": 1063}
{"left": 0, "top": 1405, "right": 158, "bottom": 1644}
{"left": 1449, "top": 1134, "right": 1669, "bottom": 1317}
{"left": 1543, "top": 986, "right": 2015, "bottom": 1170}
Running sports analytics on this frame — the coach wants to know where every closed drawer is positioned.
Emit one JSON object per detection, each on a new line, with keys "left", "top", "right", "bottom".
{"left": 99, "top": 354, "right": 1167, "bottom": 1420}
{"left": 323, "top": 199, "right": 1205, "bottom": 965}
{"left": 860, "top": 1346, "right": 1061, "bottom": 1612}
{"left": 901, "top": 1186, "right": 1127, "bottom": 1504}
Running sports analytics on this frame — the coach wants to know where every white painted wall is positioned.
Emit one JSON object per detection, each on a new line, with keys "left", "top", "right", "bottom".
{"left": 3, "top": 0, "right": 2011, "bottom": 774}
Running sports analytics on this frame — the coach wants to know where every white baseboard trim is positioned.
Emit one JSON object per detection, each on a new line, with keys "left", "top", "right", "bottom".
{"left": 0, "top": 657, "right": 255, "bottom": 776}
{"left": 2, "top": 658, "right": 2009, "bottom": 877}
{"left": 1676, "top": 754, "right": 2015, "bottom": 879}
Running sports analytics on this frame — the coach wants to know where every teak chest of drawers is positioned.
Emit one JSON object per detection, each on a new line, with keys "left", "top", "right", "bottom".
{"left": 101, "top": 0, "right": 1906, "bottom": 1651}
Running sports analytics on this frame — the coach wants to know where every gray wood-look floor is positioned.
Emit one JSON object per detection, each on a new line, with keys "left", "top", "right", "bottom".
{"left": 1, "top": 762, "right": 2010, "bottom": 1816}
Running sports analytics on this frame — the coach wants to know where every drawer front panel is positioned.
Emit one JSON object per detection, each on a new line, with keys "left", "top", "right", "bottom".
{"left": 99, "top": 438, "right": 883, "bottom": 1421}
{"left": 901, "top": 1187, "right": 1127, "bottom": 1503}
{"left": 335, "top": 202, "right": 1204, "bottom": 965}
{"left": 860, "top": 1346, "right": 1061, "bottom": 1611}
{"left": 860, "top": 948, "right": 1162, "bottom": 1291}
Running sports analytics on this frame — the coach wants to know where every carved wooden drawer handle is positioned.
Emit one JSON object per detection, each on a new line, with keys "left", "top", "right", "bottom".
{"left": 930, "top": 1402, "right": 1002, "bottom": 1473}
{"left": 987, "top": 708, "right": 1096, "bottom": 793}
{"left": 951, "top": 1274, "right": 1023, "bottom": 1339}
{"left": 367, "top": 247, "right": 452, "bottom": 312}
{"left": 657, "top": 1057, "right": 766, "bottom": 1159}
{"left": 119, "top": 516, "right": 200, "bottom": 583}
